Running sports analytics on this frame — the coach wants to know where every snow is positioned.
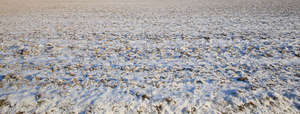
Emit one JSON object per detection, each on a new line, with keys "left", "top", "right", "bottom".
{"left": 0, "top": 0, "right": 300, "bottom": 113}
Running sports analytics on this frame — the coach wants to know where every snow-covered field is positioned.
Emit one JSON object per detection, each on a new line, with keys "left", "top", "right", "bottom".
{"left": 0, "top": 0, "right": 300, "bottom": 113}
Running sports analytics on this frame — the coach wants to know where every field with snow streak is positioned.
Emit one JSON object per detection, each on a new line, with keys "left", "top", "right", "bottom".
{"left": 0, "top": 0, "right": 300, "bottom": 113}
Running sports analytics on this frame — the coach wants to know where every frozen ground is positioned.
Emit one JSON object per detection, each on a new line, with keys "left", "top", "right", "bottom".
{"left": 0, "top": 0, "right": 300, "bottom": 113}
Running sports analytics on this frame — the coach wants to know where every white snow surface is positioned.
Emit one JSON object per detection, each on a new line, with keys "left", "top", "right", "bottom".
{"left": 0, "top": 0, "right": 300, "bottom": 113}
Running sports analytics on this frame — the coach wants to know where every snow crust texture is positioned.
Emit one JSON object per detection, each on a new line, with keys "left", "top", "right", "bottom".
{"left": 0, "top": 0, "right": 300, "bottom": 113}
